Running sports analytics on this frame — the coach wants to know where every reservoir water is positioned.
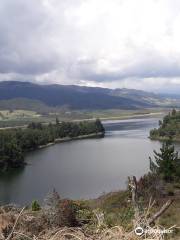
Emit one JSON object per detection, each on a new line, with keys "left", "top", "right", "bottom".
{"left": 0, "top": 117, "right": 162, "bottom": 205}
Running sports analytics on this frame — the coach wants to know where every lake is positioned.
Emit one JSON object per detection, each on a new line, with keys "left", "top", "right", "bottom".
{"left": 0, "top": 117, "right": 163, "bottom": 205}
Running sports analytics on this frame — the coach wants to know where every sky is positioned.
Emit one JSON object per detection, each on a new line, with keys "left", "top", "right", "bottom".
{"left": 1, "top": 0, "right": 180, "bottom": 93}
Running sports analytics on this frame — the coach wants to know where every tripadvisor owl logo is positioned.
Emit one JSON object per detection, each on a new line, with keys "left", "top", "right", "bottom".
{"left": 134, "top": 226, "right": 144, "bottom": 236}
{"left": 134, "top": 226, "right": 173, "bottom": 236}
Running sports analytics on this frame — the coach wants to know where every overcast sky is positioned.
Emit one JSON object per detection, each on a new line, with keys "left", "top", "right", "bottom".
{"left": 1, "top": 0, "right": 180, "bottom": 93}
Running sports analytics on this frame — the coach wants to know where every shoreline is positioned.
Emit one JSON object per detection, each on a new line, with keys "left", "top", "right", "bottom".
{"left": 38, "top": 132, "right": 104, "bottom": 149}
{"left": 150, "top": 136, "right": 180, "bottom": 142}
{"left": 72, "top": 112, "right": 164, "bottom": 122}
{"left": 0, "top": 111, "right": 164, "bottom": 130}
{"left": 0, "top": 132, "right": 105, "bottom": 171}
{"left": 98, "top": 112, "right": 164, "bottom": 121}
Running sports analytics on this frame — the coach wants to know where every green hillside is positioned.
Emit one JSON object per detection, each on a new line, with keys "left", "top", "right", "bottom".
{"left": 150, "top": 109, "right": 180, "bottom": 141}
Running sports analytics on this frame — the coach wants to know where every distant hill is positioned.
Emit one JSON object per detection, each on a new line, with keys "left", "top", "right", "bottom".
{"left": 108, "top": 88, "right": 180, "bottom": 107}
{"left": 0, "top": 81, "right": 179, "bottom": 111}
{"left": 0, "top": 98, "right": 54, "bottom": 113}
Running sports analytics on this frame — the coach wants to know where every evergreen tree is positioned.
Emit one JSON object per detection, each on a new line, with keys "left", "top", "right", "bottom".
{"left": 95, "top": 119, "right": 105, "bottom": 133}
{"left": 56, "top": 117, "right": 60, "bottom": 125}
{"left": 149, "top": 140, "right": 180, "bottom": 181}
{"left": 171, "top": 108, "right": 177, "bottom": 116}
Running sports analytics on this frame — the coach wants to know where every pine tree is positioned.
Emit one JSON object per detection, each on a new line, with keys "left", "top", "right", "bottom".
{"left": 149, "top": 140, "right": 180, "bottom": 181}
{"left": 171, "top": 108, "right": 177, "bottom": 116}
{"left": 56, "top": 117, "right": 60, "bottom": 125}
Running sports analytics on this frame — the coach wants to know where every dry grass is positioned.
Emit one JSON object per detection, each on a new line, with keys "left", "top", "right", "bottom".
{"left": 0, "top": 204, "right": 175, "bottom": 240}
{"left": 0, "top": 178, "right": 178, "bottom": 240}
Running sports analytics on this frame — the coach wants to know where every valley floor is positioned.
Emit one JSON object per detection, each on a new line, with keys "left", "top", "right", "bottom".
{"left": 0, "top": 108, "right": 166, "bottom": 129}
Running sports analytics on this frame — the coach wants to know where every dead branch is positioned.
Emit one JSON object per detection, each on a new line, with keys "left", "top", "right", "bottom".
{"left": 128, "top": 176, "right": 140, "bottom": 223}
{"left": 148, "top": 199, "right": 173, "bottom": 225}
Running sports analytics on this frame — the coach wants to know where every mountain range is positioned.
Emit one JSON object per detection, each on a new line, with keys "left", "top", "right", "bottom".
{"left": 0, "top": 81, "right": 179, "bottom": 111}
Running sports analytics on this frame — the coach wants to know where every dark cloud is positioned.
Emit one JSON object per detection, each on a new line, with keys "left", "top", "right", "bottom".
{"left": 0, "top": 0, "right": 60, "bottom": 75}
{"left": 0, "top": 0, "right": 180, "bottom": 92}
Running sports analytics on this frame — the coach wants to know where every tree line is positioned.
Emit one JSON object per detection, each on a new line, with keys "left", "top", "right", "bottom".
{"left": 0, "top": 119, "right": 105, "bottom": 171}
{"left": 150, "top": 109, "right": 180, "bottom": 140}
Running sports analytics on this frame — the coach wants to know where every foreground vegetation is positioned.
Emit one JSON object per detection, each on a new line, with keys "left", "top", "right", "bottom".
{"left": 150, "top": 109, "right": 180, "bottom": 141}
{"left": 0, "top": 119, "right": 104, "bottom": 171}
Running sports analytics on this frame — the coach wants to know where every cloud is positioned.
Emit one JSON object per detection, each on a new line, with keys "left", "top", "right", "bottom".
{"left": 0, "top": 0, "right": 60, "bottom": 74}
{"left": 1, "top": 0, "right": 180, "bottom": 92}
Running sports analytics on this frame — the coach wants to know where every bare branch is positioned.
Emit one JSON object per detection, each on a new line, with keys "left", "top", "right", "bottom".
{"left": 148, "top": 199, "right": 173, "bottom": 225}
{"left": 128, "top": 176, "right": 140, "bottom": 226}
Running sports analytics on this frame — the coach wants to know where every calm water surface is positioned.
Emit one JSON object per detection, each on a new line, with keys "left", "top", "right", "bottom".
{"left": 0, "top": 117, "right": 165, "bottom": 205}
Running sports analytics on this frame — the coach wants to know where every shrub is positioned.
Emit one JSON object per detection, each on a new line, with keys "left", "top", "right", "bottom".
{"left": 31, "top": 200, "right": 41, "bottom": 211}
{"left": 47, "top": 199, "right": 78, "bottom": 227}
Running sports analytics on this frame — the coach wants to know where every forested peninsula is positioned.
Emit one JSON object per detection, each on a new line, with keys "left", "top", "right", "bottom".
{"left": 0, "top": 119, "right": 105, "bottom": 171}
{"left": 150, "top": 109, "right": 180, "bottom": 141}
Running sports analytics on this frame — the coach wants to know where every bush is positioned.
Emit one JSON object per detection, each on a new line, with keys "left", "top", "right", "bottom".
{"left": 31, "top": 200, "right": 41, "bottom": 211}
{"left": 56, "top": 199, "right": 78, "bottom": 227}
